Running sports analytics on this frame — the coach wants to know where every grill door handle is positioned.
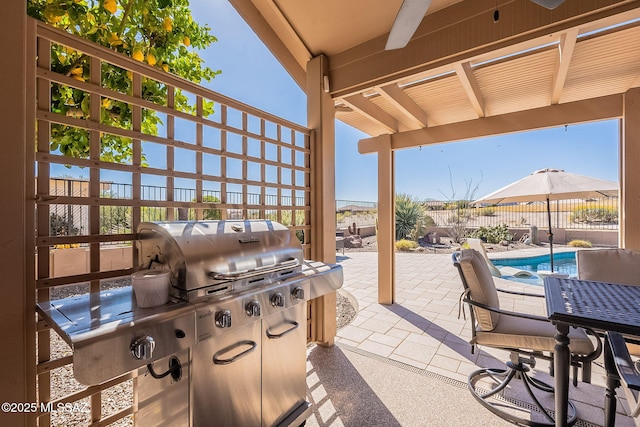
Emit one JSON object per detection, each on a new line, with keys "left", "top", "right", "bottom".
{"left": 266, "top": 321, "right": 300, "bottom": 339}
{"left": 208, "top": 258, "right": 299, "bottom": 280}
{"left": 213, "top": 340, "right": 257, "bottom": 365}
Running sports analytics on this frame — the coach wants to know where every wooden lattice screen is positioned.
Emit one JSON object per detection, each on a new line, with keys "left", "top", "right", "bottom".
{"left": 32, "top": 19, "right": 312, "bottom": 426}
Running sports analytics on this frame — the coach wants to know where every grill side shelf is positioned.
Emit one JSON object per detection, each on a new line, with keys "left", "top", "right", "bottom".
{"left": 36, "top": 286, "right": 196, "bottom": 385}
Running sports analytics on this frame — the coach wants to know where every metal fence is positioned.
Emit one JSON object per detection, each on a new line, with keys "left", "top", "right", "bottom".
{"left": 50, "top": 178, "right": 307, "bottom": 238}
{"left": 428, "top": 198, "right": 619, "bottom": 231}
{"left": 333, "top": 198, "right": 619, "bottom": 232}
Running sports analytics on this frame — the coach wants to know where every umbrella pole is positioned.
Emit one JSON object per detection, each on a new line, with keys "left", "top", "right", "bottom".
{"left": 546, "top": 197, "right": 554, "bottom": 271}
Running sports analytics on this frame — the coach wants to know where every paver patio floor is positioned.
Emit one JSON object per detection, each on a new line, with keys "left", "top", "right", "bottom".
{"left": 305, "top": 251, "right": 636, "bottom": 427}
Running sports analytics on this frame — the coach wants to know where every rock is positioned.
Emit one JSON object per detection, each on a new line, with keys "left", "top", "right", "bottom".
{"left": 344, "top": 235, "right": 363, "bottom": 248}
{"left": 500, "top": 240, "right": 510, "bottom": 246}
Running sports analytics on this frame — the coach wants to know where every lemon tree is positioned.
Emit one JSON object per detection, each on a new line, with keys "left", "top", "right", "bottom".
{"left": 27, "top": 0, "right": 220, "bottom": 164}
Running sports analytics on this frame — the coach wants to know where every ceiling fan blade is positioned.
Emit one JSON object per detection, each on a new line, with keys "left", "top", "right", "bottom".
{"left": 385, "top": 0, "right": 433, "bottom": 50}
{"left": 530, "top": 0, "right": 565, "bottom": 9}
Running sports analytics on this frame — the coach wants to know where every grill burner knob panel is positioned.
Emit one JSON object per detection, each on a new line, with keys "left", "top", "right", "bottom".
{"left": 131, "top": 335, "right": 156, "bottom": 360}
{"left": 291, "top": 286, "right": 305, "bottom": 301}
{"left": 215, "top": 309, "right": 232, "bottom": 328}
{"left": 270, "top": 292, "right": 285, "bottom": 308}
{"left": 245, "top": 300, "right": 261, "bottom": 317}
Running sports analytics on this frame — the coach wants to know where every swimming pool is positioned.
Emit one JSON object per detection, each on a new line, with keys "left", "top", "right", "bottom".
{"left": 492, "top": 251, "right": 577, "bottom": 286}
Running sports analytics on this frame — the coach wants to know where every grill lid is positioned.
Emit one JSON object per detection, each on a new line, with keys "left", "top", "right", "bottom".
{"left": 136, "top": 221, "right": 304, "bottom": 295}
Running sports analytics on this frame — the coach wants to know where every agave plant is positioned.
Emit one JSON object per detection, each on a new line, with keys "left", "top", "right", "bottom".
{"left": 395, "top": 193, "right": 426, "bottom": 241}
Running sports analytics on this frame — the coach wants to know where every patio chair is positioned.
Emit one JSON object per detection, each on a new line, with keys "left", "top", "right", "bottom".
{"left": 604, "top": 331, "right": 640, "bottom": 427}
{"left": 466, "top": 238, "right": 533, "bottom": 278}
{"left": 576, "top": 248, "right": 640, "bottom": 286}
{"left": 453, "top": 249, "right": 602, "bottom": 427}
{"left": 577, "top": 248, "right": 640, "bottom": 357}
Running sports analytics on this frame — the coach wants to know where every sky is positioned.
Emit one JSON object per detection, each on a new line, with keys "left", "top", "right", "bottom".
{"left": 53, "top": 0, "right": 621, "bottom": 203}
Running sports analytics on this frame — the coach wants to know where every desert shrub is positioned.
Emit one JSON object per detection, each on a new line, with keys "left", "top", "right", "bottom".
{"left": 395, "top": 193, "right": 426, "bottom": 241}
{"left": 395, "top": 240, "right": 418, "bottom": 251}
{"left": 477, "top": 207, "right": 495, "bottom": 216}
{"left": 570, "top": 207, "right": 618, "bottom": 224}
{"left": 444, "top": 200, "right": 471, "bottom": 210}
{"left": 568, "top": 239, "right": 593, "bottom": 248}
{"left": 425, "top": 202, "right": 445, "bottom": 211}
{"left": 469, "top": 224, "right": 512, "bottom": 244}
{"left": 201, "top": 195, "right": 222, "bottom": 220}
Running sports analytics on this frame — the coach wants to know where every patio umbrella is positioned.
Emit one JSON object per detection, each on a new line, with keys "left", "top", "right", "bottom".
{"left": 473, "top": 168, "right": 618, "bottom": 271}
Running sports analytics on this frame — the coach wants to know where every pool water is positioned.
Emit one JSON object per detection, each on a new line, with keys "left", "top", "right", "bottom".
{"left": 492, "top": 251, "right": 577, "bottom": 286}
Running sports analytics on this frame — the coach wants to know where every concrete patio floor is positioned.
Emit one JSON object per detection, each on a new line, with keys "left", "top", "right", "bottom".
{"left": 305, "top": 250, "right": 636, "bottom": 427}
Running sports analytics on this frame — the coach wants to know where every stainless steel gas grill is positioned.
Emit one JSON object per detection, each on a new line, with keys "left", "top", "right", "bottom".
{"left": 37, "top": 220, "right": 343, "bottom": 427}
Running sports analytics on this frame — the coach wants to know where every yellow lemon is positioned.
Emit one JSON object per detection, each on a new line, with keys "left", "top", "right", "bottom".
{"left": 132, "top": 50, "right": 144, "bottom": 62}
{"left": 45, "top": 12, "right": 63, "bottom": 23}
{"left": 104, "top": 0, "right": 117, "bottom": 14}
{"left": 146, "top": 53, "right": 157, "bottom": 66}
{"left": 182, "top": 36, "right": 191, "bottom": 47}
{"left": 162, "top": 63, "right": 169, "bottom": 72}
{"left": 70, "top": 66, "right": 83, "bottom": 76}
{"left": 126, "top": 70, "right": 133, "bottom": 80}
{"left": 71, "top": 75, "right": 84, "bottom": 82}
{"left": 102, "top": 98, "right": 111, "bottom": 109}
{"left": 163, "top": 16, "right": 173, "bottom": 32}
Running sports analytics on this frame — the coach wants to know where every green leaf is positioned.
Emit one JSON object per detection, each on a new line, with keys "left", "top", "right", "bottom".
{"left": 158, "top": 0, "right": 172, "bottom": 9}
{"left": 80, "top": 96, "right": 90, "bottom": 117}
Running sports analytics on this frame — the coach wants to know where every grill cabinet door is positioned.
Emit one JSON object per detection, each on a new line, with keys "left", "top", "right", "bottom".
{"left": 137, "top": 350, "right": 191, "bottom": 427}
{"left": 262, "top": 303, "right": 307, "bottom": 427}
{"left": 192, "top": 322, "right": 262, "bottom": 426}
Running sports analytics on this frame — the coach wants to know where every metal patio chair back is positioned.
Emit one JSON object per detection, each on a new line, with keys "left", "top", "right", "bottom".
{"left": 453, "top": 249, "right": 602, "bottom": 426}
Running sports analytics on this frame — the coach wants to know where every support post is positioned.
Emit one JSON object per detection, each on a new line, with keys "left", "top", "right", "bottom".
{"left": 0, "top": 6, "right": 31, "bottom": 427}
{"left": 377, "top": 136, "right": 395, "bottom": 305}
{"left": 307, "top": 54, "right": 337, "bottom": 345}
{"left": 620, "top": 87, "right": 640, "bottom": 250}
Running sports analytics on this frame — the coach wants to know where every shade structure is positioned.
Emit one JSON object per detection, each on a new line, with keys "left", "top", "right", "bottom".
{"left": 473, "top": 168, "right": 618, "bottom": 270}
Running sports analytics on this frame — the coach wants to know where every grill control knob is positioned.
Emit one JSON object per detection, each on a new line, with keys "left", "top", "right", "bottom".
{"left": 130, "top": 335, "right": 156, "bottom": 360}
{"left": 245, "top": 300, "right": 261, "bottom": 317}
{"left": 270, "top": 292, "right": 285, "bottom": 308}
{"left": 215, "top": 310, "right": 232, "bottom": 328}
{"left": 291, "top": 286, "right": 305, "bottom": 301}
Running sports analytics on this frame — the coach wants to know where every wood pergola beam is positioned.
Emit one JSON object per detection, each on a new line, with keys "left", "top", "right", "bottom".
{"left": 359, "top": 94, "right": 623, "bottom": 154}
{"left": 342, "top": 94, "right": 399, "bottom": 133}
{"left": 551, "top": 28, "right": 579, "bottom": 105}
{"left": 228, "top": 0, "right": 308, "bottom": 89}
{"left": 376, "top": 83, "right": 429, "bottom": 128}
{"left": 454, "top": 62, "right": 485, "bottom": 118}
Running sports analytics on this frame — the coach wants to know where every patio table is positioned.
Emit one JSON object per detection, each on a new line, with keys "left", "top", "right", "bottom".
{"left": 545, "top": 277, "right": 640, "bottom": 427}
